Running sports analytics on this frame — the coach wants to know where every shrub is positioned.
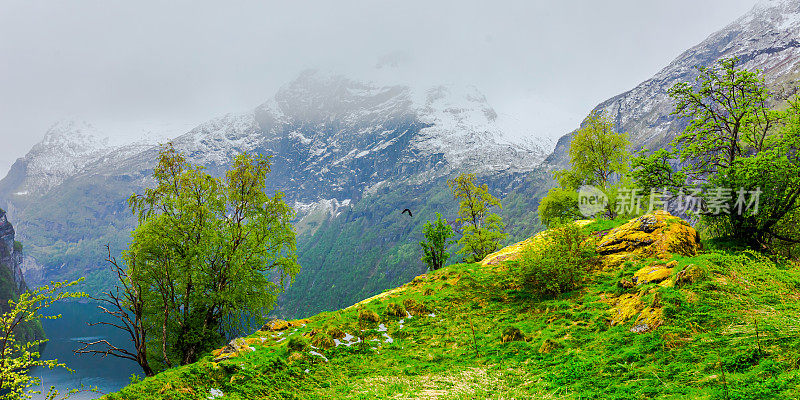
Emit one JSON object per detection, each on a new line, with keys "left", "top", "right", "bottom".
{"left": 358, "top": 309, "right": 380, "bottom": 323}
{"left": 419, "top": 213, "right": 454, "bottom": 270}
{"left": 311, "top": 335, "right": 334, "bottom": 349}
{"left": 402, "top": 298, "right": 428, "bottom": 316}
{"left": 537, "top": 187, "right": 580, "bottom": 228}
{"left": 326, "top": 326, "right": 345, "bottom": 339}
{"left": 287, "top": 336, "right": 309, "bottom": 352}
{"left": 517, "top": 223, "right": 597, "bottom": 299}
{"left": 386, "top": 303, "right": 406, "bottom": 318}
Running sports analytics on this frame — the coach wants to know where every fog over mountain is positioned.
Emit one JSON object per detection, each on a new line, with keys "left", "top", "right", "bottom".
{"left": 0, "top": 0, "right": 756, "bottom": 175}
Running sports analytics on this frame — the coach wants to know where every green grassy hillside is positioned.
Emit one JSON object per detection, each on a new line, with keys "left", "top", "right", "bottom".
{"left": 104, "top": 212, "right": 800, "bottom": 399}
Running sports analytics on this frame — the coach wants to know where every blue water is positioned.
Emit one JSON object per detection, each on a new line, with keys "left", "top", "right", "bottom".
{"left": 29, "top": 301, "right": 140, "bottom": 399}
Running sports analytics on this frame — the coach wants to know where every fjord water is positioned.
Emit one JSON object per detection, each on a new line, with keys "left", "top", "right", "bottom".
{"left": 30, "top": 301, "right": 139, "bottom": 399}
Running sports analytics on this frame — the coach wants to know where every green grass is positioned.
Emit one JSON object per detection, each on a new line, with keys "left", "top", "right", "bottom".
{"left": 106, "top": 230, "right": 800, "bottom": 399}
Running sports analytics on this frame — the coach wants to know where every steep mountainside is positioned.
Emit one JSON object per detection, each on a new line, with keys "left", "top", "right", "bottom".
{"left": 547, "top": 0, "right": 800, "bottom": 166}
{"left": 0, "top": 209, "right": 26, "bottom": 303}
{"left": 0, "top": 208, "right": 44, "bottom": 343}
{"left": 0, "top": 72, "right": 550, "bottom": 316}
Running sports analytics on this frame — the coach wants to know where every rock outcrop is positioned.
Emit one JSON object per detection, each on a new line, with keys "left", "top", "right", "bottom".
{"left": 0, "top": 209, "right": 28, "bottom": 310}
{"left": 0, "top": 209, "right": 44, "bottom": 343}
{"left": 598, "top": 211, "right": 702, "bottom": 334}
{"left": 596, "top": 211, "right": 700, "bottom": 268}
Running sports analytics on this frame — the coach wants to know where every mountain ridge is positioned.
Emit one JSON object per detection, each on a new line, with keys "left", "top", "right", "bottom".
{"left": 546, "top": 0, "right": 800, "bottom": 166}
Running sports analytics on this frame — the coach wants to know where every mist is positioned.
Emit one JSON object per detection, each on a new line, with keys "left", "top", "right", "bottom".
{"left": 0, "top": 0, "right": 758, "bottom": 175}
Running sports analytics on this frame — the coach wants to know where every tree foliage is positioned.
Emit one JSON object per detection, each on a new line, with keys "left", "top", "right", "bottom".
{"left": 448, "top": 173, "right": 507, "bottom": 262}
{"left": 557, "top": 111, "right": 630, "bottom": 189}
{"left": 0, "top": 279, "right": 86, "bottom": 400}
{"left": 537, "top": 187, "right": 580, "bottom": 228}
{"left": 85, "top": 144, "right": 300, "bottom": 373}
{"left": 669, "top": 57, "right": 800, "bottom": 248}
{"left": 419, "top": 213, "right": 454, "bottom": 271}
{"left": 543, "top": 111, "right": 630, "bottom": 223}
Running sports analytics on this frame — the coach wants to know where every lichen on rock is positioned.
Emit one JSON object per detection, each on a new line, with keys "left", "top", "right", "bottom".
{"left": 596, "top": 211, "right": 700, "bottom": 268}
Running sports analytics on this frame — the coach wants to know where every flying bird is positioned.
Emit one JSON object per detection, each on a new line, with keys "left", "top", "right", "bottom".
{"left": 401, "top": 208, "right": 413, "bottom": 217}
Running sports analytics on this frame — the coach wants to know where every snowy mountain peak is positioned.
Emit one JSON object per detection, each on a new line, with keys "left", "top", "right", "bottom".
{"left": 38, "top": 120, "right": 109, "bottom": 151}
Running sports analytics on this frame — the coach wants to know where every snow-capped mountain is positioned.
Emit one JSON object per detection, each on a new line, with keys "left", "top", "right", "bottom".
{"left": 0, "top": 120, "right": 164, "bottom": 206}
{"left": 3, "top": 120, "right": 112, "bottom": 197}
{"left": 547, "top": 0, "right": 800, "bottom": 165}
{"left": 143, "top": 71, "right": 546, "bottom": 213}
{"left": 0, "top": 71, "right": 548, "bottom": 291}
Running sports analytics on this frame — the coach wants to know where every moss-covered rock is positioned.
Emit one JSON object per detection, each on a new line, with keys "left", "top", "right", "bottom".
{"left": 606, "top": 293, "right": 644, "bottom": 326}
{"left": 538, "top": 339, "right": 562, "bottom": 354}
{"left": 596, "top": 211, "right": 700, "bottom": 268}
{"left": 675, "top": 263, "right": 705, "bottom": 285}
{"left": 633, "top": 264, "right": 674, "bottom": 285}
{"left": 630, "top": 307, "right": 664, "bottom": 333}
{"left": 213, "top": 337, "right": 254, "bottom": 361}
{"left": 262, "top": 319, "right": 290, "bottom": 332}
{"left": 501, "top": 326, "right": 525, "bottom": 343}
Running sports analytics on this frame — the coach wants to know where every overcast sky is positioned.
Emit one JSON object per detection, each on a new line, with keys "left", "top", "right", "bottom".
{"left": 0, "top": 0, "right": 759, "bottom": 176}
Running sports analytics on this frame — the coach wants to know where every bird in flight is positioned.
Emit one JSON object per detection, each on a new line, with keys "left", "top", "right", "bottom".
{"left": 401, "top": 208, "right": 413, "bottom": 217}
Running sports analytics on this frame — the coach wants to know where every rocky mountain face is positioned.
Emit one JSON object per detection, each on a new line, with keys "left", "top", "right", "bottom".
{"left": 546, "top": 0, "right": 800, "bottom": 166}
{"left": 0, "top": 72, "right": 549, "bottom": 316}
{"left": 0, "top": 209, "right": 27, "bottom": 304}
{"left": 0, "top": 209, "right": 45, "bottom": 345}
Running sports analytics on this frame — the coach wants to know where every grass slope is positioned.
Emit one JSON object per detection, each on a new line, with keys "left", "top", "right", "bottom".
{"left": 106, "top": 219, "right": 800, "bottom": 399}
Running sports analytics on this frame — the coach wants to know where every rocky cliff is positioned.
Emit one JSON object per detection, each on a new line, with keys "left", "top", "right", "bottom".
{"left": 0, "top": 208, "right": 28, "bottom": 307}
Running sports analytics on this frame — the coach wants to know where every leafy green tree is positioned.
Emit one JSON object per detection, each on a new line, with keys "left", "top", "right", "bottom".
{"left": 84, "top": 144, "right": 300, "bottom": 372}
{"left": 630, "top": 148, "right": 686, "bottom": 194}
{"left": 448, "top": 173, "right": 507, "bottom": 262}
{"left": 537, "top": 187, "right": 580, "bottom": 228}
{"left": 419, "top": 213, "right": 454, "bottom": 270}
{"left": 669, "top": 57, "right": 800, "bottom": 247}
{"left": 669, "top": 57, "right": 776, "bottom": 177}
{"left": 556, "top": 111, "right": 630, "bottom": 190}
{"left": 543, "top": 111, "right": 630, "bottom": 222}
{"left": 1, "top": 279, "right": 86, "bottom": 400}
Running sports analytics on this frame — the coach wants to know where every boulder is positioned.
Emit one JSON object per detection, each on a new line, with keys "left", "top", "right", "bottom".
{"left": 213, "top": 337, "right": 254, "bottom": 361}
{"left": 262, "top": 319, "right": 290, "bottom": 332}
{"left": 596, "top": 211, "right": 700, "bottom": 268}
{"left": 630, "top": 307, "right": 664, "bottom": 333}
{"left": 633, "top": 263, "right": 674, "bottom": 285}
{"left": 606, "top": 293, "right": 644, "bottom": 326}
